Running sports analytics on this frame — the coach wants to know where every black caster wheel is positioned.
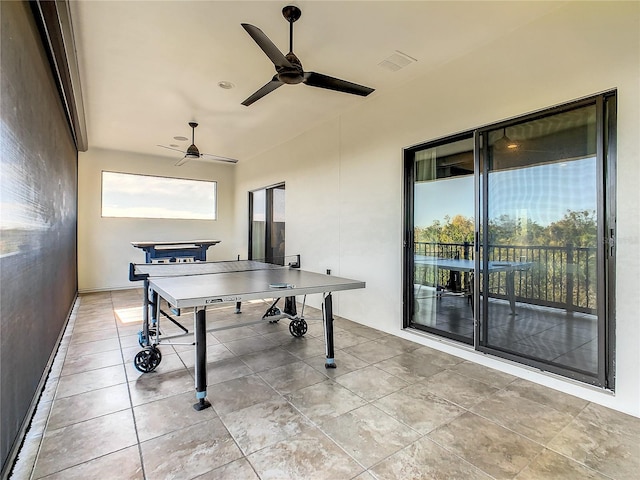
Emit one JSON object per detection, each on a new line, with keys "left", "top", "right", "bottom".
{"left": 134, "top": 347, "right": 162, "bottom": 373}
{"left": 289, "top": 319, "right": 308, "bottom": 338}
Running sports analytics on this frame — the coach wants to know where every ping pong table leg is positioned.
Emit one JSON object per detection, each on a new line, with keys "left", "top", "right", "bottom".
{"left": 140, "top": 279, "right": 150, "bottom": 347}
{"left": 323, "top": 293, "right": 336, "bottom": 369}
{"left": 193, "top": 307, "right": 211, "bottom": 411}
{"left": 506, "top": 271, "right": 517, "bottom": 315}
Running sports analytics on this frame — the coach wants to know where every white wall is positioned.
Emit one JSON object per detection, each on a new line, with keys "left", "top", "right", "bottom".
{"left": 78, "top": 148, "right": 237, "bottom": 291}
{"left": 234, "top": 2, "right": 640, "bottom": 416}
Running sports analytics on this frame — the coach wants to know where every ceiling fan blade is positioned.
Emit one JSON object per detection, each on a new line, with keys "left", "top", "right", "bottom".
{"left": 157, "top": 145, "right": 186, "bottom": 154}
{"left": 175, "top": 156, "right": 190, "bottom": 166}
{"left": 200, "top": 153, "right": 239, "bottom": 164}
{"left": 303, "top": 72, "right": 374, "bottom": 97}
{"left": 241, "top": 23, "right": 292, "bottom": 69}
{"left": 242, "top": 76, "right": 284, "bottom": 106}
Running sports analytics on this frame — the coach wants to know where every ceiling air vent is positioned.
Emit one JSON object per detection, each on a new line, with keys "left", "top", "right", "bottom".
{"left": 378, "top": 50, "right": 417, "bottom": 72}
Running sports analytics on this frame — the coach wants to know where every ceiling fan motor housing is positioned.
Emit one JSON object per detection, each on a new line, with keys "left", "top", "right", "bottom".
{"left": 277, "top": 53, "right": 304, "bottom": 84}
{"left": 186, "top": 144, "right": 200, "bottom": 158}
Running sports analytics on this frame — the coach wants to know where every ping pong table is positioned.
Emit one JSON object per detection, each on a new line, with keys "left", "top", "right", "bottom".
{"left": 415, "top": 255, "right": 533, "bottom": 314}
{"left": 129, "top": 256, "right": 365, "bottom": 410}
{"left": 131, "top": 239, "right": 221, "bottom": 262}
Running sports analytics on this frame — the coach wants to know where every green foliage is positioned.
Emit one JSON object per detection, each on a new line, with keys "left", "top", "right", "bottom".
{"left": 416, "top": 210, "right": 597, "bottom": 248}
{"left": 415, "top": 215, "right": 474, "bottom": 244}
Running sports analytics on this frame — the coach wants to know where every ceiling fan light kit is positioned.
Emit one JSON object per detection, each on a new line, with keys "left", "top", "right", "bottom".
{"left": 241, "top": 5, "right": 375, "bottom": 106}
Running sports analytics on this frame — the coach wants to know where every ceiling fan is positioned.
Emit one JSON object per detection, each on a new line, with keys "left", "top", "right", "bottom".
{"left": 241, "top": 5, "right": 375, "bottom": 106}
{"left": 157, "top": 122, "right": 238, "bottom": 165}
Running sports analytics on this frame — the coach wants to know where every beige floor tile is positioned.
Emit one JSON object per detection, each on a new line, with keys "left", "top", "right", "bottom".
{"left": 515, "top": 448, "right": 610, "bottom": 479}
{"left": 222, "top": 398, "right": 314, "bottom": 455}
{"left": 65, "top": 337, "right": 122, "bottom": 358}
{"left": 258, "top": 360, "right": 327, "bottom": 394}
{"left": 304, "top": 350, "right": 370, "bottom": 378}
{"left": 195, "top": 458, "right": 260, "bottom": 479}
{"left": 471, "top": 388, "right": 575, "bottom": 443}
{"left": 577, "top": 402, "right": 640, "bottom": 438}
{"left": 374, "top": 351, "right": 445, "bottom": 383}
{"left": 281, "top": 336, "right": 327, "bottom": 359}
{"left": 141, "top": 418, "right": 242, "bottom": 479}
{"left": 212, "top": 325, "right": 260, "bottom": 343}
{"left": 224, "top": 335, "right": 280, "bottom": 356}
{"left": 428, "top": 412, "right": 543, "bottom": 479}
{"left": 334, "top": 365, "right": 409, "bottom": 401}
{"left": 35, "top": 445, "right": 143, "bottom": 480}
{"left": 343, "top": 339, "right": 404, "bottom": 363}
{"left": 247, "top": 426, "right": 363, "bottom": 479}
{"left": 374, "top": 334, "right": 422, "bottom": 353}
{"left": 203, "top": 356, "right": 254, "bottom": 384}
{"left": 134, "top": 391, "right": 218, "bottom": 442}
{"left": 449, "top": 361, "right": 517, "bottom": 388}
{"left": 128, "top": 368, "right": 194, "bottom": 406}
{"left": 72, "top": 319, "right": 117, "bottom": 335}
{"left": 322, "top": 404, "right": 420, "bottom": 468}
{"left": 371, "top": 436, "right": 492, "bottom": 480}
{"left": 239, "top": 346, "right": 300, "bottom": 373}
{"left": 178, "top": 343, "right": 235, "bottom": 368}
{"left": 420, "top": 370, "right": 497, "bottom": 408}
{"left": 48, "top": 383, "right": 130, "bottom": 430}
{"left": 341, "top": 324, "right": 387, "bottom": 340}
{"left": 331, "top": 328, "right": 372, "bottom": 349}
{"left": 208, "top": 374, "right": 281, "bottom": 415}
{"left": 55, "top": 364, "right": 127, "bottom": 399}
{"left": 32, "top": 410, "right": 137, "bottom": 478}
{"left": 411, "top": 346, "right": 465, "bottom": 367}
{"left": 374, "top": 382, "right": 465, "bottom": 434}
{"left": 503, "top": 378, "right": 589, "bottom": 416}
{"left": 60, "top": 348, "right": 123, "bottom": 376}
{"left": 547, "top": 414, "right": 640, "bottom": 479}
{"left": 285, "top": 379, "right": 367, "bottom": 424}
{"left": 69, "top": 328, "right": 119, "bottom": 344}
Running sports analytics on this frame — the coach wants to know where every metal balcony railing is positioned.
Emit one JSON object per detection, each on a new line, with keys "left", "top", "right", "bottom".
{"left": 414, "top": 241, "right": 597, "bottom": 314}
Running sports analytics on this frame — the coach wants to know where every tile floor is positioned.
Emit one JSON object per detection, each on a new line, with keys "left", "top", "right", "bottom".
{"left": 9, "top": 289, "right": 640, "bottom": 479}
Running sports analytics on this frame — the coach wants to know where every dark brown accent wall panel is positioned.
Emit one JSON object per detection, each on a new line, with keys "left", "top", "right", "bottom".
{"left": 1, "top": 1, "right": 78, "bottom": 474}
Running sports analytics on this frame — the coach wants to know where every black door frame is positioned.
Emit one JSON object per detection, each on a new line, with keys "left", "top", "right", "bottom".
{"left": 403, "top": 91, "right": 616, "bottom": 389}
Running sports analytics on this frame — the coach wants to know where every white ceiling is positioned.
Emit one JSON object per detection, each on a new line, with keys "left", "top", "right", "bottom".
{"left": 69, "top": 1, "right": 564, "bottom": 165}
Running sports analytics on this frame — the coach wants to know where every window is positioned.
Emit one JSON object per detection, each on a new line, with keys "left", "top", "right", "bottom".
{"left": 101, "top": 171, "right": 216, "bottom": 220}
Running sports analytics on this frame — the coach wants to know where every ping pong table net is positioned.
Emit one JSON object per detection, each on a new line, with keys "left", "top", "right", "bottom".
{"left": 130, "top": 255, "right": 300, "bottom": 281}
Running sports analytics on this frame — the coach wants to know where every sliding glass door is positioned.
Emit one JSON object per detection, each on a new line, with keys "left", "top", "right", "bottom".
{"left": 249, "top": 184, "right": 285, "bottom": 264}
{"left": 404, "top": 92, "right": 616, "bottom": 387}
{"left": 477, "top": 96, "right": 615, "bottom": 386}
{"left": 406, "top": 134, "right": 475, "bottom": 344}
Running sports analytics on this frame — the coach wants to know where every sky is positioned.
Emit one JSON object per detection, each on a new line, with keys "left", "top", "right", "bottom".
{"left": 414, "top": 157, "right": 597, "bottom": 228}
{"left": 101, "top": 171, "right": 216, "bottom": 220}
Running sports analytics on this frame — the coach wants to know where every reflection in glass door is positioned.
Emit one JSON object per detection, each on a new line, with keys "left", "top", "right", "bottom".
{"left": 249, "top": 184, "right": 285, "bottom": 264}
{"left": 408, "top": 135, "right": 475, "bottom": 344}
{"left": 478, "top": 101, "right": 610, "bottom": 384}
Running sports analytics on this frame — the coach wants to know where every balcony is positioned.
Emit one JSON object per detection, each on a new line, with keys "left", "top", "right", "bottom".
{"left": 412, "top": 242, "right": 598, "bottom": 375}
